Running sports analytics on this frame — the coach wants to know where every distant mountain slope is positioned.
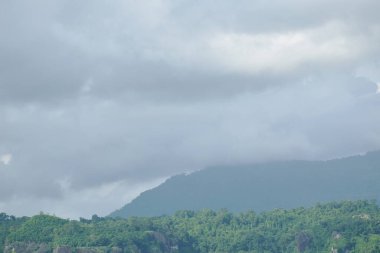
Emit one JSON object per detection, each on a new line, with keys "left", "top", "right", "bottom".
{"left": 110, "top": 151, "right": 380, "bottom": 217}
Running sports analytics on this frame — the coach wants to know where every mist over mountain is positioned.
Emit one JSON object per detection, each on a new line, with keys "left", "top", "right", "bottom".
{"left": 110, "top": 150, "right": 380, "bottom": 217}
{"left": 1, "top": 0, "right": 380, "bottom": 218}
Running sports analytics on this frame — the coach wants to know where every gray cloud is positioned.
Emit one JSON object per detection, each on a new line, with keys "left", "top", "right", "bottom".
{"left": 0, "top": 0, "right": 380, "bottom": 218}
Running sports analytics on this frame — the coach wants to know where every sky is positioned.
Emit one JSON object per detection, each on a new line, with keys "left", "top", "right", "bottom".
{"left": 1, "top": 0, "right": 380, "bottom": 219}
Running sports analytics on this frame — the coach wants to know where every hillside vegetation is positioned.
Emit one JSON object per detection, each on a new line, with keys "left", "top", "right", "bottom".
{"left": 2, "top": 201, "right": 380, "bottom": 252}
{"left": 111, "top": 151, "right": 380, "bottom": 217}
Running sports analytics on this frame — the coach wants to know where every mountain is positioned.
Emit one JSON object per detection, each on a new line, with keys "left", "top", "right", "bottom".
{"left": 110, "top": 151, "right": 380, "bottom": 217}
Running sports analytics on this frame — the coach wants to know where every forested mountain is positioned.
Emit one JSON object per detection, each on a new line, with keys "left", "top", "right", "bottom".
{"left": 2, "top": 152, "right": 380, "bottom": 252}
{"left": 110, "top": 151, "right": 380, "bottom": 218}
{"left": 2, "top": 201, "right": 380, "bottom": 253}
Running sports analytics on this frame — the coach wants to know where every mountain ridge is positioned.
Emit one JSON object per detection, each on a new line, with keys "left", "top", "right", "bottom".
{"left": 110, "top": 150, "right": 380, "bottom": 217}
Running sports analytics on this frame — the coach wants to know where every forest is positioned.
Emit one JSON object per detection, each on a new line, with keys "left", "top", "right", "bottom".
{"left": 1, "top": 200, "right": 380, "bottom": 253}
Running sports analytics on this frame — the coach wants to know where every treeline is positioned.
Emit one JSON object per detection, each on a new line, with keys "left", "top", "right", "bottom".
{"left": 1, "top": 201, "right": 380, "bottom": 253}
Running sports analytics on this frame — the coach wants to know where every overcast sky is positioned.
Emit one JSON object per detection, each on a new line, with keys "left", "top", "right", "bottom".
{"left": 1, "top": 0, "right": 380, "bottom": 219}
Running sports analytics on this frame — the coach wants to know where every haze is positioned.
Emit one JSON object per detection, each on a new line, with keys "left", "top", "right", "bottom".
{"left": 0, "top": 0, "right": 380, "bottom": 218}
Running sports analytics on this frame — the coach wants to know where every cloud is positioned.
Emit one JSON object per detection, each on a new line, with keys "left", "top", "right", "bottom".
{"left": 0, "top": 154, "right": 12, "bottom": 165}
{"left": 1, "top": 0, "right": 379, "bottom": 105}
{"left": 0, "top": 0, "right": 379, "bottom": 218}
{"left": 204, "top": 22, "right": 376, "bottom": 74}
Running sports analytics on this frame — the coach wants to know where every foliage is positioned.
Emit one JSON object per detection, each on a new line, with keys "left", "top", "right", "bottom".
{"left": 2, "top": 200, "right": 380, "bottom": 252}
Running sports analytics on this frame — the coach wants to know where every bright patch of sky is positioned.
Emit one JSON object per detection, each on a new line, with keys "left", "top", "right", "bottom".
{"left": 0, "top": 154, "right": 12, "bottom": 165}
